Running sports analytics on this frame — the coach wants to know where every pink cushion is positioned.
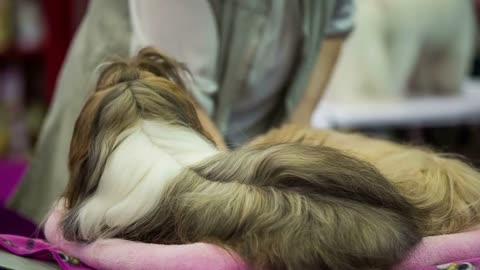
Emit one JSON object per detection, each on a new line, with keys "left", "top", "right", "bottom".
{"left": 44, "top": 204, "right": 249, "bottom": 270}
{"left": 45, "top": 203, "right": 480, "bottom": 270}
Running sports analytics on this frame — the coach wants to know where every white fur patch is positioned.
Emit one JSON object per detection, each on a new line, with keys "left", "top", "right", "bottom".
{"left": 75, "top": 121, "right": 219, "bottom": 239}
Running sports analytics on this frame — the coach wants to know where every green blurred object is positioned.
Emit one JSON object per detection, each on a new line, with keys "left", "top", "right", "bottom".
{"left": 0, "top": 0, "right": 13, "bottom": 52}
{"left": 0, "top": 249, "right": 60, "bottom": 270}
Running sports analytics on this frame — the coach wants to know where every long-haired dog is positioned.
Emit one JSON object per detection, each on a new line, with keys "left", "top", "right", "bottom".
{"left": 325, "top": 0, "right": 477, "bottom": 102}
{"left": 250, "top": 125, "right": 480, "bottom": 236}
{"left": 60, "top": 48, "right": 421, "bottom": 270}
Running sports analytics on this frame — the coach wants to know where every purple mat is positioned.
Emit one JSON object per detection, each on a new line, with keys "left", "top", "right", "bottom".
{"left": 0, "top": 159, "right": 44, "bottom": 238}
{"left": 0, "top": 159, "right": 27, "bottom": 204}
{"left": 0, "top": 207, "right": 44, "bottom": 238}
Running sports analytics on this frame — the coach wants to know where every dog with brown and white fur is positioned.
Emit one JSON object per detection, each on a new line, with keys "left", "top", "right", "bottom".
{"left": 59, "top": 48, "right": 421, "bottom": 270}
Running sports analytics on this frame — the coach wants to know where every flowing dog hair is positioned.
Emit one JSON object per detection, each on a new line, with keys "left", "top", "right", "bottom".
{"left": 61, "top": 48, "right": 421, "bottom": 270}
{"left": 250, "top": 125, "right": 480, "bottom": 236}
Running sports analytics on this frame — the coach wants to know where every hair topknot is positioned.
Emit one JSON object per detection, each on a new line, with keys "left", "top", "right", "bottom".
{"left": 95, "top": 47, "right": 188, "bottom": 91}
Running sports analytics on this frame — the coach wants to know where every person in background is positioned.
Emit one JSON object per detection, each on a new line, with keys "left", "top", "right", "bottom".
{"left": 9, "top": 0, "right": 354, "bottom": 223}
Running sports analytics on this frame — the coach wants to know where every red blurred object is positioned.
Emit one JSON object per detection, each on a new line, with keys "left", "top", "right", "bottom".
{"left": 42, "top": 0, "right": 75, "bottom": 104}
{"left": 42, "top": 0, "right": 88, "bottom": 104}
{"left": 0, "top": 47, "right": 42, "bottom": 61}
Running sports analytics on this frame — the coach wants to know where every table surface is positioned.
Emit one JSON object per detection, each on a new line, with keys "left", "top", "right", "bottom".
{"left": 312, "top": 79, "right": 480, "bottom": 129}
{"left": 0, "top": 249, "right": 60, "bottom": 270}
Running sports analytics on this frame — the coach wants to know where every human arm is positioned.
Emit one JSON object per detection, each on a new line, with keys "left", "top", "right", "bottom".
{"left": 289, "top": 37, "right": 345, "bottom": 125}
{"left": 289, "top": 0, "right": 354, "bottom": 125}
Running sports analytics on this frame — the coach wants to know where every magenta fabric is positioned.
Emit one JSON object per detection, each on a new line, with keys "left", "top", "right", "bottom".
{"left": 0, "top": 206, "right": 44, "bottom": 238}
{"left": 0, "top": 159, "right": 27, "bottom": 204}
{"left": 0, "top": 159, "right": 42, "bottom": 238}
{"left": 0, "top": 234, "right": 92, "bottom": 270}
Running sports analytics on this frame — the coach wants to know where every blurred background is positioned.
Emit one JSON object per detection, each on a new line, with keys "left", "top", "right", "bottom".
{"left": 0, "top": 0, "right": 479, "bottom": 204}
{"left": 0, "top": 0, "right": 88, "bottom": 206}
{"left": 0, "top": 0, "right": 87, "bottom": 158}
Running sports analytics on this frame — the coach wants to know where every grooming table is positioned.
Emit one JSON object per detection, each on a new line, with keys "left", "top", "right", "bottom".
{"left": 312, "top": 79, "right": 480, "bottom": 129}
{"left": 0, "top": 249, "right": 60, "bottom": 270}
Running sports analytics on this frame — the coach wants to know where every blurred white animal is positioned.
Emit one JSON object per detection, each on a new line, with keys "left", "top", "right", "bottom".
{"left": 325, "top": 0, "right": 477, "bottom": 102}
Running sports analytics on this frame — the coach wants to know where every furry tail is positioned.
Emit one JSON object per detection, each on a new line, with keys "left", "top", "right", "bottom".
{"left": 129, "top": 143, "right": 421, "bottom": 270}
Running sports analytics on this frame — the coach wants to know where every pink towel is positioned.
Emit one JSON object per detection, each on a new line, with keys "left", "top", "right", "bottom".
{"left": 45, "top": 203, "right": 480, "bottom": 270}
{"left": 394, "top": 229, "right": 480, "bottom": 270}
{"left": 44, "top": 204, "right": 249, "bottom": 270}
